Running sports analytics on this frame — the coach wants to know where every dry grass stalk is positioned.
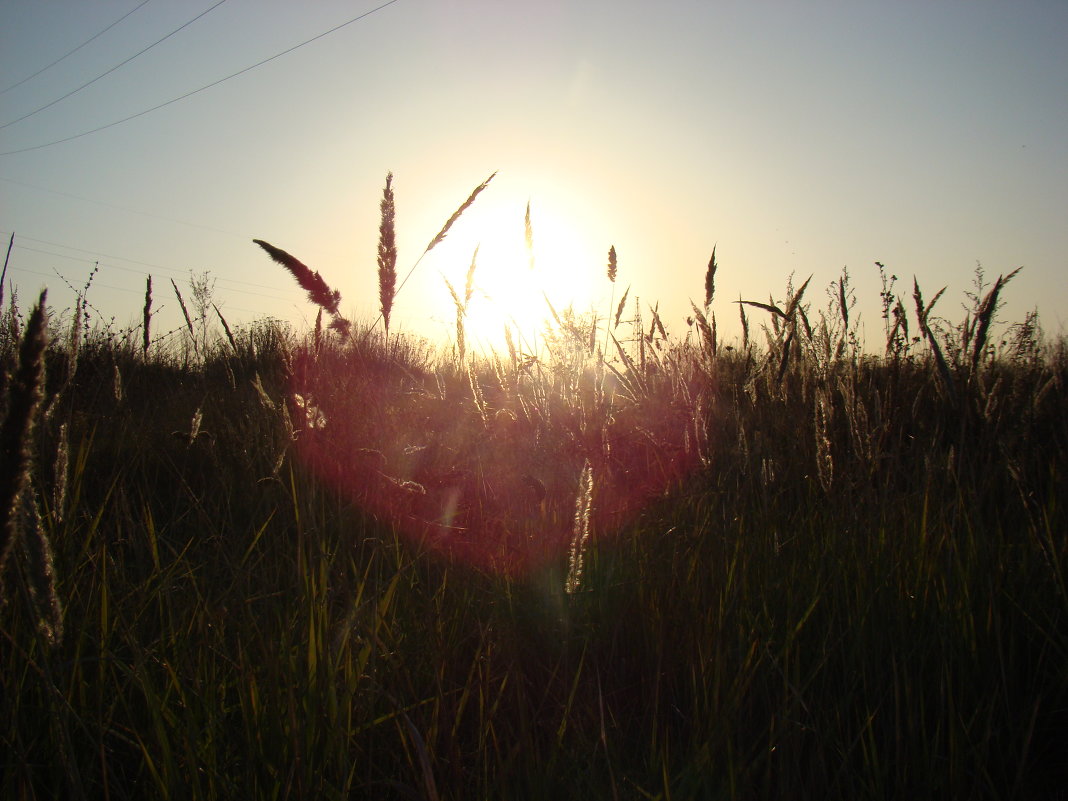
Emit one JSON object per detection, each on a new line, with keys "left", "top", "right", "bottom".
{"left": 815, "top": 388, "right": 833, "bottom": 493}
{"left": 0, "top": 232, "right": 12, "bottom": 309}
{"left": 444, "top": 277, "right": 466, "bottom": 363}
{"left": 52, "top": 423, "right": 69, "bottom": 523}
{"left": 378, "top": 172, "right": 398, "bottom": 338}
{"left": 252, "top": 240, "right": 348, "bottom": 335}
{"left": 170, "top": 279, "right": 198, "bottom": 357}
{"left": 21, "top": 491, "right": 63, "bottom": 645}
{"left": 504, "top": 324, "right": 517, "bottom": 369}
{"left": 0, "top": 290, "right": 48, "bottom": 600}
{"left": 464, "top": 246, "right": 479, "bottom": 308}
{"left": 565, "top": 460, "right": 594, "bottom": 594}
{"left": 607, "top": 246, "right": 617, "bottom": 283}
{"left": 739, "top": 295, "right": 750, "bottom": 350}
{"left": 971, "top": 267, "right": 1022, "bottom": 371}
{"left": 704, "top": 245, "right": 717, "bottom": 311}
{"left": 912, "top": 277, "right": 956, "bottom": 402}
{"left": 468, "top": 365, "right": 486, "bottom": 422}
{"left": 525, "top": 200, "right": 535, "bottom": 271}
{"left": 613, "top": 285, "right": 630, "bottom": 329}
{"left": 213, "top": 303, "right": 237, "bottom": 353}
{"left": 424, "top": 172, "right": 496, "bottom": 254}
{"left": 142, "top": 276, "right": 152, "bottom": 358}
{"left": 690, "top": 302, "right": 715, "bottom": 356}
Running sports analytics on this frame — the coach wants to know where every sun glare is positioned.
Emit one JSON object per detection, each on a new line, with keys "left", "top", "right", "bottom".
{"left": 434, "top": 199, "right": 606, "bottom": 356}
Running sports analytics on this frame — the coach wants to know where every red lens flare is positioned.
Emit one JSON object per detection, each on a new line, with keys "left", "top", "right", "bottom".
{"left": 288, "top": 346, "right": 703, "bottom": 576}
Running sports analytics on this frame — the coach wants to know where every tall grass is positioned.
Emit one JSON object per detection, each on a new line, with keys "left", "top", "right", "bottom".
{"left": 1, "top": 182, "right": 1065, "bottom": 799}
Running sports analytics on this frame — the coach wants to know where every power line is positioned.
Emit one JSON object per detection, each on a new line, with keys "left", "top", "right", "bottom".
{"left": 0, "top": 229, "right": 356, "bottom": 296}
{"left": 0, "top": 175, "right": 246, "bottom": 238}
{"left": 5, "top": 238, "right": 298, "bottom": 301}
{"left": 0, "top": 0, "right": 153, "bottom": 97}
{"left": 0, "top": 0, "right": 230, "bottom": 131}
{"left": 0, "top": 0, "right": 402, "bottom": 157}
{"left": 5, "top": 263, "right": 288, "bottom": 318}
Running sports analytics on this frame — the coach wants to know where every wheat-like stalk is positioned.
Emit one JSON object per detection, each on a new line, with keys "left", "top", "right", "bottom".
{"left": 912, "top": 277, "right": 956, "bottom": 402}
{"left": 524, "top": 200, "right": 535, "bottom": 271}
{"left": 170, "top": 278, "right": 198, "bottom": 358}
{"left": 253, "top": 239, "right": 349, "bottom": 337}
{"left": 444, "top": 277, "right": 466, "bottom": 363}
{"left": 704, "top": 245, "right": 717, "bottom": 311}
{"left": 613, "top": 285, "right": 630, "bottom": 329}
{"left": 565, "top": 460, "right": 594, "bottom": 594}
{"left": 0, "top": 290, "right": 48, "bottom": 600}
{"left": 464, "top": 246, "right": 479, "bottom": 309}
{"left": 424, "top": 172, "right": 496, "bottom": 255}
{"left": 378, "top": 172, "right": 398, "bottom": 339}
{"left": 971, "top": 267, "right": 1022, "bottom": 371}
{"left": 21, "top": 491, "right": 63, "bottom": 645}
{"left": 0, "top": 232, "right": 13, "bottom": 310}
{"left": 739, "top": 294, "right": 750, "bottom": 351}
{"left": 142, "top": 276, "right": 152, "bottom": 358}
{"left": 213, "top": 303, "right": 237, "bottom": 352}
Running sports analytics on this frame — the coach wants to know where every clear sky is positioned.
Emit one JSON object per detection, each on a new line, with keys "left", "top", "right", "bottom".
{"left": 2, "top": 0, "right": 1066, "bottom": 353}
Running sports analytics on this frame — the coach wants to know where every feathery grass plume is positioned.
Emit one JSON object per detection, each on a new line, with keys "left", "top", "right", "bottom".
{"left": 504, "top": 324, "right": 518, "bottom": 367}
{"left": 313, "top": 308, "right": 323, "bottom": 353}
{"left": 912, "top": 277, "right": 956, "bottom": 402}
{"left": 525, "top": 200, "right": 535, "bottom": 271}
{"left": 0, "top": 232, "right": 12, "bottom": 309}
{"left": 602, "top": 246, "right": 619, "bottom": 358}
{"left": 378, "top": 172, "right": 398, "bottom": 338}
{"left": 444, "top": 277, "right": 466, "bottom": 363}
{"left": 252, "top": 239, "right": 343, "bottom": 317}
{"left": 739, "top": 294, "right": 750, "bottom": 350}
{"left": 690, "top": 302, "right": 715, "bottom": 356}
{"left": 971, "top": 267, "right": 1022, "bottom": 371}
{"left": 704, "top": 244, "right": 717, "bottom": 311}
{"left": 21, "top": 491, "right": 63, "bottom": 645}
{"left": 468, "top": 365, "right": 486, "bottom": 422}
{"left": 565, "top": 460, "right": 594, "bottom": 594}
{"left": 213, "top": 303, "right": 237, "bottom": 353}
{"left": 836, "top": 270, "right": 849, "bottom": 333}
{"left": 0, "top": 290, "right": 48, "bottom": 593}
{"left": 112, "top": 362, "right": 123, "bottom": 403}
{"left": 613, "top": 285, "right": 630, "bottom": 328}
{"left": 634, "top": 296, "right": 645, "bottom": 373}
{"left": 464, "top": 246, "right": 479, "bottom": 308}
{"left": 387, "top": 173, "right": 497, "bottom": 316}
{"left": 52, "top": 423, "right": 69, "bottom": 523}
{"left": 142, "top": 276, "right": 152, "bottom": 358}
{"left": 424, "top": 171, "right": 496, "bottom": 255}
{"left": 815, "top": 388, "right": 833, "bottom": 494}
{"left": 784, "top": 274, "right": 812, "bottom": 321}
{"left": 170, "top": 278, "right": 197, "bottom": 357}
{"left": 649, "top": 302, "right": 667, "bottom": 342}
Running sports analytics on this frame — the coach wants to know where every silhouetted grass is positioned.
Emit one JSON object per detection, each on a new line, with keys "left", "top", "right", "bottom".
{"left": 1, "top": 196, "right": 1065, "bottom": 799}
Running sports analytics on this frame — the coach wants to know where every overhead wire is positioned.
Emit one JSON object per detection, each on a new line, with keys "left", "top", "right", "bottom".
{"left": 6, "top": 261, "right": 287, "bottom": 318}
{"left": 0, "top": 175, "right": 246, "bottom": 238}
{"left": 2, "top": 235, "right": 300, "bottom": 302}
{"left": 0, "top": 0, "right": 153, "bottom": 96}
{"left": 0, "top": 0, "right": 402, "bottom": 157}
{"left": 0, "top": 0, "right": 231, "bottom": 131}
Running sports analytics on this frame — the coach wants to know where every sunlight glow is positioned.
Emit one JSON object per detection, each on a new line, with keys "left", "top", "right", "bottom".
{"left": 435, "top": 200, "right": 606, "bottom": 356}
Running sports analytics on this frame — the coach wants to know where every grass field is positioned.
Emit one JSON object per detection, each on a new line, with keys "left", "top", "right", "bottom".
{"left": 2, "top": 197, "right": 1066, "bottom": 799}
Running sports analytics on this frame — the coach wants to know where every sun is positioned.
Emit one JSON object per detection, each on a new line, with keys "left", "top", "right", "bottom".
{"left": 436, "top": 199, "right": 607, "bottom": 356}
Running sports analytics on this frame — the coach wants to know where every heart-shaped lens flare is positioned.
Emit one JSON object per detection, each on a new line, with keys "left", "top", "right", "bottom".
{"left": 288, "top": 346, "right": 703, "bottom": 576}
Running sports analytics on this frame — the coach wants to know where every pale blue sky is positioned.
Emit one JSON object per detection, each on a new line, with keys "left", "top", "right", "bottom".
{"left": 2, "top": 0, "right": 1065, "bottom": 350}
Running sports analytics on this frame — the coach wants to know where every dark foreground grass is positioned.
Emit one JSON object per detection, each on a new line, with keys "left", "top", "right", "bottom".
{"left": 1, "top": 271, "right": 1066, "bottom": 800}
